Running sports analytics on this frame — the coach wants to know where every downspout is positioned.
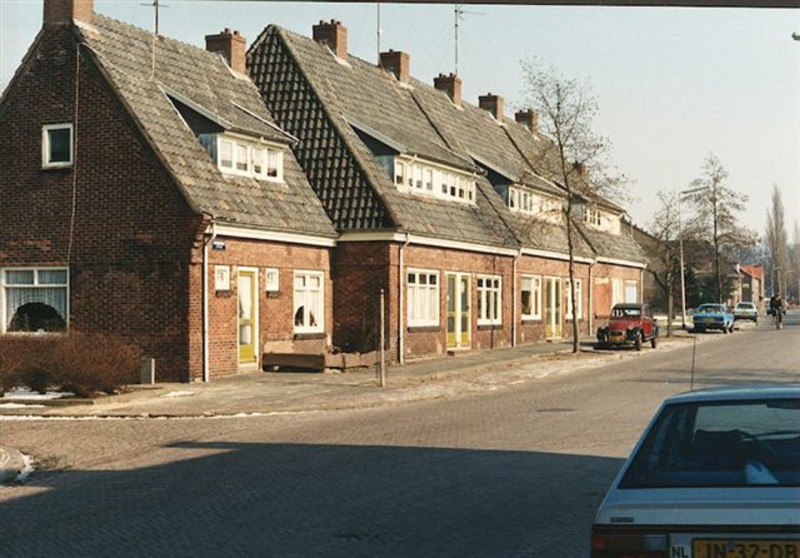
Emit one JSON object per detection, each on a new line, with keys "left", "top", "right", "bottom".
{"left": 512, "top": 248, "right": 522, "bottom": 347}
{"left": 398, "top": 232, "right": 411, "bottom": 364}
{"left": 202, "top": 217, "right": 217, "bottom": 383}
{"left": 588, "top": 260, "right": 595, "bottom": 336}
{"left": 639, "top": 268, "right": 644, "bottom": 304}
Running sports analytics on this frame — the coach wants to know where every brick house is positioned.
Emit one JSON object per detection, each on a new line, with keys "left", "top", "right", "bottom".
{"left": 737, "top": 264, "right": 765, "bottom": 309}
{"left": 0, "top": 0, "right": 337, "bottom": 381}
{"left": 248, "top": 20, "right": 647, "bottom": 362}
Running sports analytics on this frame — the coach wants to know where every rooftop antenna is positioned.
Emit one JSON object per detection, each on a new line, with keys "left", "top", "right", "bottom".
{"left": 377, "top": 2, "right": 382, "bottom": 62}
{"left": 142, "top": 0, "right": 168, "bottom": 35}
{"left": 454, "top": 3, "right": 482, "bottom": 75}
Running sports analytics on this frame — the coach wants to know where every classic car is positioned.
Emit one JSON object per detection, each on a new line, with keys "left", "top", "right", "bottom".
{"left": 596, "top": 302, "right": 659, "bottom": 351}
{"left": 692, "top": 303, "right": 735, "bottom": 333}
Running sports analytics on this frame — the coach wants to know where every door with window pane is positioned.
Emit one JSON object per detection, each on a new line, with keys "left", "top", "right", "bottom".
{"left": 446, "top": 273, "right": 471, "bottom": 349}
{"left": 238, "top": 270, "right": 257, "bottom": 364}
{"left": 545, "top": 276, "right": 562, "bottom": 339}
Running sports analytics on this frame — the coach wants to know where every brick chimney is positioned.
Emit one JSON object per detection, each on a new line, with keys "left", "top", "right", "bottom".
{"left": 205, "top": 29, "right": 247, "bottom": 74}
{"left": 44, "top": 0, "right": 93, "bottom": 26}
{"left": 515, "top": 109, "right": 538, "bottom": 133}
{"left": 313, "top": 20, "right": 347, "bottom": 59}
{"left": 478, "top": 93, "right": 504, "bottom": 121}
{"left": 380, "top": 50, "right": 410, "bottom": 84}
{"left": 434, "top": 73, "right": 462, "bottom": 107}
{"left": 573, "top": 161, "right": 586, "bottom": 178}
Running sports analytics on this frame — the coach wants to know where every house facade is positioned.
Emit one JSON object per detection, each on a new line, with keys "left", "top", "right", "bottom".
{"left": 1, "top": 4, "right": 648, "bottom": 382}
{"left": 248, "top": 20, "right": 647, "bottom": 363}
{"left": 0, "top": 0, "right": 337, "bottom": 381}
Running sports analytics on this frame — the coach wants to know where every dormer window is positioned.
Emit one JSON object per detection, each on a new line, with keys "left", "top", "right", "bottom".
{"left": 393, "top": 156, "right": 476, "bottom": 204}
{"left": 585, "top": 207, "right": 603, "bottom": 227}
{"left": 509, "top": 185, "right": 562, "bottom": 222}
{"left": 202, "top": 134, "right": 284, "bottom": 182}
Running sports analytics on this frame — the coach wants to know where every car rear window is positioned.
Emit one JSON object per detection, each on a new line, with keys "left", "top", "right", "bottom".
{"left": 619, "top": 399, "right": 800, "bottom": 489}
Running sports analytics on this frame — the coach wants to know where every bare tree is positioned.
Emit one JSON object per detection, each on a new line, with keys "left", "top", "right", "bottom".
{"left": 646, "top": 190, "right": 681, "bottom": 337}
{"left": 764, "top": 185, "right": 790, "bottom": 297}
{"left": 792, "top": 221, "right": 800, "bottom": 303}
{"left": 684, "top": 153, "right": 756, "bottom": 303}
{"left": 521, "top": 58, "right": 612, "bottom": 353}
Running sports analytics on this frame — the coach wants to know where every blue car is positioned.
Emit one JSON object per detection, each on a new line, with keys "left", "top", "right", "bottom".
{"left": 692, "top": 303, "right": 735, "bottom": 333}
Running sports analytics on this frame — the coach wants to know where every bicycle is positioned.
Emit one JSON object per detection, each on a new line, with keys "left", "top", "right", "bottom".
{"left": 772, "top": 310, "right": 783, "bottom": 330}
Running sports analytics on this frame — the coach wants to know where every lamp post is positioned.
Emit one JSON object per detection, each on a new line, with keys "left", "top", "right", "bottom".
{"left": 678, "top": 185, "right": 709, "bottom": 329}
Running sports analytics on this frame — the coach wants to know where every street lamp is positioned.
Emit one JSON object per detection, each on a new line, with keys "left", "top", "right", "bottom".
{"left": 678, "top": 185, "right": 710, "bottom": 329}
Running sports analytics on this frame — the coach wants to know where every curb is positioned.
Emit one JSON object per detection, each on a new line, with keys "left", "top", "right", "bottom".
{"left": 0, "top": 445, "right": 26, "bottom": 484}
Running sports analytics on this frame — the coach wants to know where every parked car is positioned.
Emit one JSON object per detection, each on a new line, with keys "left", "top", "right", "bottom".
{"left": 596, "top": 303, "right": 659, "bottom": 351}
{"left": 591, "top": 384, "right": 800, "bottom": 558}
{"left": 692, "top": 303, "right": 735, "bottom": 333}
{"left": 733, "top": 301, "right": 759, "bottom": 324}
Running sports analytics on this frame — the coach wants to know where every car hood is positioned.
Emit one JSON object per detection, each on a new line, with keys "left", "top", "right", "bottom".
{"left": 607, "top": 318, "right": 642, "bottom": 330}
{"left": 595, "top": 488, "right": 800, "bottom": 525}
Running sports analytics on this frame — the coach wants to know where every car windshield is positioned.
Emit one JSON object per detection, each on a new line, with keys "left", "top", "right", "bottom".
{"left": 619, "top": 398, "right": 800, "bottom": 489}
{"left": 697, "top": 304, "right": 725, "bottom": 313}
{"left": 611, "top": 307, "right": 641, "bottom": 318}
{"left": 736, "top": 303, "right": 755, "bottom": 309}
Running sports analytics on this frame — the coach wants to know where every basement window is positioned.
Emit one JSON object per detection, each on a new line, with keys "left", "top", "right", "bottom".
{"left": 42, "top": 124, "right": 73, "bottom": 168}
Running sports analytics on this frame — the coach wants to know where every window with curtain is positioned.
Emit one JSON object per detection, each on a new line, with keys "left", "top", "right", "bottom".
{"left": 3, "top": 268, "right": 68, "bottom": 333}
{"left": 293, "top": 271, "right": 324, "bottom": 333}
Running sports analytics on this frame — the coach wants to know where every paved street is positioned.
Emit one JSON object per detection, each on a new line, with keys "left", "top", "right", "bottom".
{"left": 0, "top": 318, "right": 797, "bottom": 557}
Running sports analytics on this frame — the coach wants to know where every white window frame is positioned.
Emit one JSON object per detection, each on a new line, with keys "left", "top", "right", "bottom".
{"left": 407, "top": 269, "right": 440, "bottom": 327}
{"left": 293, "top": 271, "right": 324, "bottom": 334}
{"left": 624, "top": 280, "right": 639, "bottom": 304}
{"left": 265, "top": 268, "right": 280, "bottom": 293}
{"left": 477, "top": 275, "right": 502, "bottom": 326}
{"left": 216, "top": 136, "right": 285, "bottom": 182}
{"left": 215, "top": 265, "right": 231, "bottom": 292}
{"left": 2, "top": 267, "right": 69, "bottom": 333}
{"left": 521, "top": 274, "right": 542, "bottom": 320}
{"left": 42, "top": 123, "right": 74, "bottom": 168}
{"left": 565, "top": 278, "right": 583, "bottom": 320}
{"left": 393, "top": 157, "right": 476, "bottom": 205}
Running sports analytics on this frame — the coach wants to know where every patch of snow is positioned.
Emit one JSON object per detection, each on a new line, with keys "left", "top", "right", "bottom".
{"left": 0, "top": 403, "right": 46, "bottom": 409}
{"left": 162, "top": 390, "right": 196, "bottom": 398}
{"left": 2, "top": 388, "right": 74, "bottom": 400}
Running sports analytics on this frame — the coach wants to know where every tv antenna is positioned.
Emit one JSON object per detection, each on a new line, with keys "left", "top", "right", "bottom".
{"left": 142, "top": 0, "right": 168, "bottom": 35}
{"left": 454, "top": 3, "right": 482, "bottom": 75}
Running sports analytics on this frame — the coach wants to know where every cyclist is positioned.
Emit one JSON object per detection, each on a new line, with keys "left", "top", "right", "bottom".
{"left": 769, "top": 292, "right": 785, "bottom": 329}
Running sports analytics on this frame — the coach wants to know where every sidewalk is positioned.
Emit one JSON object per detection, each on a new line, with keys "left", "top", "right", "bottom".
{"left": 0, "top": 332, "right": 702, "bottom": 482}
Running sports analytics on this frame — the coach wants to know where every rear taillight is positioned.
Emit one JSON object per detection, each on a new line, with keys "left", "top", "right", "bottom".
{"left": 591, "top": 527, "right": 668, "bottom": 558}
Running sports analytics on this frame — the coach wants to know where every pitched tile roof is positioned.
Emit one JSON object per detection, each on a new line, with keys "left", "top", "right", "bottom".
{"left": 77, "top": 15, "right": 336, "bottom": 238}
{"left": 248, "top": 26, "right": 519, "bottom": 250}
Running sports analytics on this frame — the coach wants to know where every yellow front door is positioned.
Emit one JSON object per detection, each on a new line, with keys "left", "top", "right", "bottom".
{"left": 545, "top": 276, "right": 562, "bottom": 339}
{"left": 238, "top": 270, "right": 257, "bottom": 363}
{"left": 446, "top": 273, "right": 471, "bottom": 349}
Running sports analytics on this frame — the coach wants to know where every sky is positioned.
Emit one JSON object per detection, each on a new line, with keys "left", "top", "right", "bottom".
{"left": 1, "top": 1, "right": 798, "bottom": 239}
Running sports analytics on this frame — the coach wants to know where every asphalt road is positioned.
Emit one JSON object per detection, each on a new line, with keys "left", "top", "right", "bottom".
{"left": 1, "top": 316, "right": 797, "bottom": 557}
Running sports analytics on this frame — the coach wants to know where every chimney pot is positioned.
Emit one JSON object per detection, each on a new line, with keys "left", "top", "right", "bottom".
{"left": 313, "top": 20, "right": 348, "bottom": 59}
{"left": 380, "top": 50, "right": 410, "bottom": 84}
{"left": 44, "top": 0, "right": 94, "bottom": 26}
{"left": 478, "top": 93, "right": 504, "bottom": 121}
{"left": 433, "top": 73, "right": 462, "bottom": 107}
{"left": 205, "top": 28, "right": 247, "bottom": 74}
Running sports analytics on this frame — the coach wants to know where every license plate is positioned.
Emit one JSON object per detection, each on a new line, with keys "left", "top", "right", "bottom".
{"left": 609, "top": 333, "right": 624, "bottom": 341}
{"left": 703, "top": 317, "right": 716, "bottom": 323}
{"left": 693, "top": 539, "right": 800, "bottom": 558}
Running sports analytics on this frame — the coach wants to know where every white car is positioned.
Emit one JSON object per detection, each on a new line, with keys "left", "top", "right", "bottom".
{"left": 734, "top": 301, "right": 759, "bottom": 324}
{"left": 591, "top": 384, "right": 800, "bottom": 558}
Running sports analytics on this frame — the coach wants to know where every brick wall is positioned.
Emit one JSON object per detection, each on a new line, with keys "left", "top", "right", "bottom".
{"left": 202, "top": 237, "right": 333, "bottom": 379}
{"left": 0, "top": 27, "right": 200, "bottom": 382}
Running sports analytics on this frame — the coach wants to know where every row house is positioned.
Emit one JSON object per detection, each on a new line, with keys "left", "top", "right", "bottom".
{"left": 248, "top": 20, "right": 647, "bottom": 363}
{"left": 0, "top": 1, "right": 337, "bottom": 381}
{"left": 0, "top": 1, "right": 647, "bottom": 382}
